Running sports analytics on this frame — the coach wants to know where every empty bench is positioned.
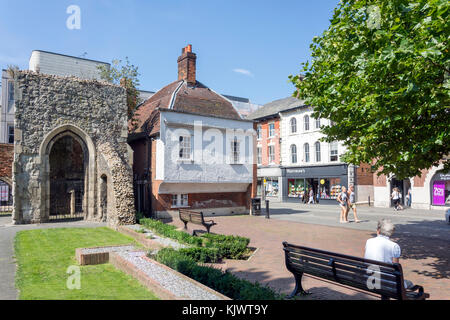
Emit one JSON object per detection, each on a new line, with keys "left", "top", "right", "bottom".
{"left": 283, "top": 241, "right": 429, "bottom": 300}
{"left": 179, "top": 209, "right": 217, "bottom": 234}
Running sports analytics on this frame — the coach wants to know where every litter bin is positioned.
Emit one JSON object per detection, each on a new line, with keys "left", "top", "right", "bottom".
{"left": 251, "top": 198, "right": 261, "bottom": 216}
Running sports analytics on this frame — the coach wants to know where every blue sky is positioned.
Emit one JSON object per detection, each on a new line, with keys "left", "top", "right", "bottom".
{"left": 0, "top": 0, "right": 338, "bottom": 105}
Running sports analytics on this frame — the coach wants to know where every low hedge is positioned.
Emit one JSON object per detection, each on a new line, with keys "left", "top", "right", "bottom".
{"left": 139, "top": 218, "right": 203, "bottom": 246}
{"left": 139, "top": 218, "right": 250, "bottom": 260}
{"left": 151, "top": 248, "right": 282, "bottom": 300}
{"left": 176, "top": 247, "right": 220, "bottom": 263}
{"left": 202, "top": 233, "right": 250, "bottom": 260}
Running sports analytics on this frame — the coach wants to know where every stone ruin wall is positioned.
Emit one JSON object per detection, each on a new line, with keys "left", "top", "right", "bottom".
{"left": 12, "top": 70, "right": 135, "bottom": 226}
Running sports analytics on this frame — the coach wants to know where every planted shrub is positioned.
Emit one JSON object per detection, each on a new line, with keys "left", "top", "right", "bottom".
{"left": 152, "top": 248, "right": 281, "bottom": 300}
{"left": 202, "top": 233, "right": 250, "bottom": 259}
{"left": 139, "top": 218, "right": 203, "bottom": 246}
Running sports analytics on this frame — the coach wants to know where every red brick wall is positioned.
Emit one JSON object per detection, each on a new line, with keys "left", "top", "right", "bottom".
{"left": 356, "top": 163, "right": 374, "bottom": 185}
{"left": 256, "top": 118, "right": 281, "bottom": 166}
{"left": 157, "top": 191, "right": 248, "bottom": 212}
{"left": 0, "top": 144, "right": 13, "bottom": 179}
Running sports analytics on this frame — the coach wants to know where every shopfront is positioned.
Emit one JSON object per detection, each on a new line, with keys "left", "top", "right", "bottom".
{"left": 284, "top": 164, "right": 348, "bottom": 202}
{"left": 430, "top": 170, "right": 450, "bottom": 207}
{"left": 256, "top": 167, "right": 282, "bottom": 201}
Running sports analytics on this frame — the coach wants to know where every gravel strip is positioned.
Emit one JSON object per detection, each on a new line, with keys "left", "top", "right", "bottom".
{"left": 126, "top": 224, "right": 190, "bottom": 249}
{"left": 81, "top": 245, "right": 136, "bottom": 254}
{"left": 118, "top": 251, "right": 224, "bottom": 300}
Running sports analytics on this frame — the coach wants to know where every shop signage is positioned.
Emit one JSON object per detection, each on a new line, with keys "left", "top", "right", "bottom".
{"left": 438, "top": 173, "right": 450, "bottom": 181}
{"left": 433, "top": 181, "right": 445, "bottom": 206}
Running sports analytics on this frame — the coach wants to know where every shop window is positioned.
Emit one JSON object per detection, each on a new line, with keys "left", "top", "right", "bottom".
{"left": 288, "top": 179, "right": 305, "bottom": 198}
{"left": 304, "top": 115, "right": 310, "bottom": 131}
{"left": 290, "top": 118, "right": 297, "bottom": 134}
{"left": 268, "top": 145, "right": 275, "bottom": 163}
{"left": 291, "top": 144, "right": 297, "bottom": 164}
{"left": 315, "top": 142, "right": 321, "bottom": 162}
{"left": 330, "top": 142, "right": 338, "bottom": 162}
{"left": 304, "top": 143, "right": 310, "bottom": 163}
{"left": 432, "top": 180, "right": 450, "bottom": 206}
{"left": 265, "top": 178, "right": 279, "bottom": 197}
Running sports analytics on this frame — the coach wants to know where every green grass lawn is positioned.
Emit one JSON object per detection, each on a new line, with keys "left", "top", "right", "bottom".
{"left": 14, "top": 227, "right": 159, "bottom": 300}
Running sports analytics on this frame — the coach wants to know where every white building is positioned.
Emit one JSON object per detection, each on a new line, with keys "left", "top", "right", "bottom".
{"left": 279, "top": 104, "right": 355, "bottom": 202}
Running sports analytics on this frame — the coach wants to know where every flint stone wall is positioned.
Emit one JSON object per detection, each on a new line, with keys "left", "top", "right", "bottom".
{"left": 12, "top": 70, "right": 135, "bottom": 226}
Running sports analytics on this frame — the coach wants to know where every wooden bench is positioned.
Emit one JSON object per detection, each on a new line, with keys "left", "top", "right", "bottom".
{"left": 179, "top": 209, "right": 217, "bottom": 234}
{"left": 283, "top": 241, "right": 429, "bottom": 300}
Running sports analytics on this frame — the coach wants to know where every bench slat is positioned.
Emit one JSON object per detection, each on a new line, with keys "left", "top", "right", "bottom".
{"left": 287, "top": 251, "right": 398, "bottom": 282}
{"left": 282, "top": 242, "right": 418, "bottom": 300}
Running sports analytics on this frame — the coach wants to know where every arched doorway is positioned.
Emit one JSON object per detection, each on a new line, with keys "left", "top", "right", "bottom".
{"left": 47, "top": 132, "right": 88, "bottom": 221}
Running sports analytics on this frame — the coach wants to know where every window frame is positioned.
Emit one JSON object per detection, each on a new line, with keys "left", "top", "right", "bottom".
{"left": 268, "top": 122, "right": 275, "bottom": 138}
{"left": 304, "top": 115, "right": 310, "bottom": 131}
{"left": 291, "top": 144, "right": 297, "bottom": 164}
{"left": 178, "top": 135, "right": 192, "bottom": 160}
{"left": 315, "top": 141, "right": 321, "bottom": 162}
{"left": 256, "top": 146, "right": 262, "bottom": 165}
{"left": 7, "top": 125, "right": 14, "bottom": 144}
{"left": 172, "top": 194, "right": 189, "bottom": 208}
{"left": 268, "top": 145, "right": 275, "bottom": 163}
{"left": 290, "top": 117, "right": 297, "bottom": 134}
{"left": 304, "top": 143, "right": 310, "bottom": 163}
{"left": 330, "top": 142, "right": 339, "bottom": 162}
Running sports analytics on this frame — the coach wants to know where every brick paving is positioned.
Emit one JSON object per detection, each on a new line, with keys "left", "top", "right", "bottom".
{"left": 169, "top": 215, "right": 450, "bottom": 300}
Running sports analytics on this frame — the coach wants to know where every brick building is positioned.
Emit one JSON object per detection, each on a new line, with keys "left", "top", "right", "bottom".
{"left": 249, "top": 97, "right": 375, "bottom": 204}
{"left": 128, "top": 45, "right": 255, "bottom": 218}
{"left": 373, "top": 160, "right": 449, "bottom": 210}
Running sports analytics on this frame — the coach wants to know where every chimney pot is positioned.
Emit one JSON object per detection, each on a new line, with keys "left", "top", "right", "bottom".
{"left": 178, "top": 44, "right": 196, "bottom": 84}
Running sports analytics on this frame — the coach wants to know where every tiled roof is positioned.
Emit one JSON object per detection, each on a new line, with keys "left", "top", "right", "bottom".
{"left": 130, "top": 80, "right": 242, "bottom": 135}
{"left": 247, "top": 96, "right": 307, "bottom": 120}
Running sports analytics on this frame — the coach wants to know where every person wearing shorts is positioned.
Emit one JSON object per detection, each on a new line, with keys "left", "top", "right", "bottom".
{"left": 348, "top": 185, "right": 360, "bottom": 223}
{"left": 337, "top": 186, "right": 349, "bottom": 223}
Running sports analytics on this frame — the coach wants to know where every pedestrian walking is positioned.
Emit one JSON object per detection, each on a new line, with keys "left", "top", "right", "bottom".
{"left": 337, "top": 186, "right": 349, "bottom": 223}
{"left": 391, "top": 187, "right": 403, "bottom": 211}
{"left": 348, "top": 185, "right": 361, "bottom": 223}
{"left": 406, "top": 188, "right": 412, "bottom": 207}
{"left": 308, "top": 188, "right": 315, "bottom": 204}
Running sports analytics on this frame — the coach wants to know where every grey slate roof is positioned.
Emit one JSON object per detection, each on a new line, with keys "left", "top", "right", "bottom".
{"left": 247, "top": 96, "right": 307, "bottom": 120}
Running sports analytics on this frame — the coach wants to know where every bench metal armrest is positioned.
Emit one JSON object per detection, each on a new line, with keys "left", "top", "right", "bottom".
{"left": 407, "top": 285, "right": 424, "bottom": 294}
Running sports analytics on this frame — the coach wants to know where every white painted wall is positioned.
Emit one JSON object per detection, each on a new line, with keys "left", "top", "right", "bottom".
{"left": 157, "top": 110, "right": 254, "bottom": 188}
{"left": 0, "top": 70, "right": 15, "bottom": 144}
{"left": 29, "top": 51, "right": 108, "bottom": 80}
{"left": 280, "top": 107, "right": 347, "bottom": 167}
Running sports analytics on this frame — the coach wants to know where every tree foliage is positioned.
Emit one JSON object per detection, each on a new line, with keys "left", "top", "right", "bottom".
{"left": 97, "top": 57, "right": 142, "bottom": 120}
{"left": 290, "top": 0, "right": 449, "bottom": 179}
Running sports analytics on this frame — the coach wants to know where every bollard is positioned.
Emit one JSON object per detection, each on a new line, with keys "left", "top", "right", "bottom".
{"left": 265, "top": 200, "right": 270, "bottom": 219}
{"left": 368, "top": 196, "right": 371, "bottom": 207}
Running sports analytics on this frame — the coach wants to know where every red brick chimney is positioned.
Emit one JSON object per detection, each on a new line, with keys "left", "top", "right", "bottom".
{"left": 177, "top": 44, "right": 196, "bottom": 84}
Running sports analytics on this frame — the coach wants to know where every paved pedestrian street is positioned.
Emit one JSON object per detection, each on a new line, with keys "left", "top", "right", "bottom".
{"left": 169, "top": 203, "right": 449, "bottom": 300}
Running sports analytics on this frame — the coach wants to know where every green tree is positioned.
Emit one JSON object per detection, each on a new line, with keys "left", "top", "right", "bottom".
{"left": 97, "top": 57, "right": 142, "bottom": 120}
{"left": 290, "top": 0, "right": 449, "bottom": 179}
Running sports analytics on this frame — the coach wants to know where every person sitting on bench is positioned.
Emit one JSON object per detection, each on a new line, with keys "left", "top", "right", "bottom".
{"left": 364, "top": 219, "right": 414, "bottom": 289}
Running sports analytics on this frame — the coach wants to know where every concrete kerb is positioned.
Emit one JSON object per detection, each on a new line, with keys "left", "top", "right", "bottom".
{"left": 110, "top": 252, "right": 230, "bottom": 300}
